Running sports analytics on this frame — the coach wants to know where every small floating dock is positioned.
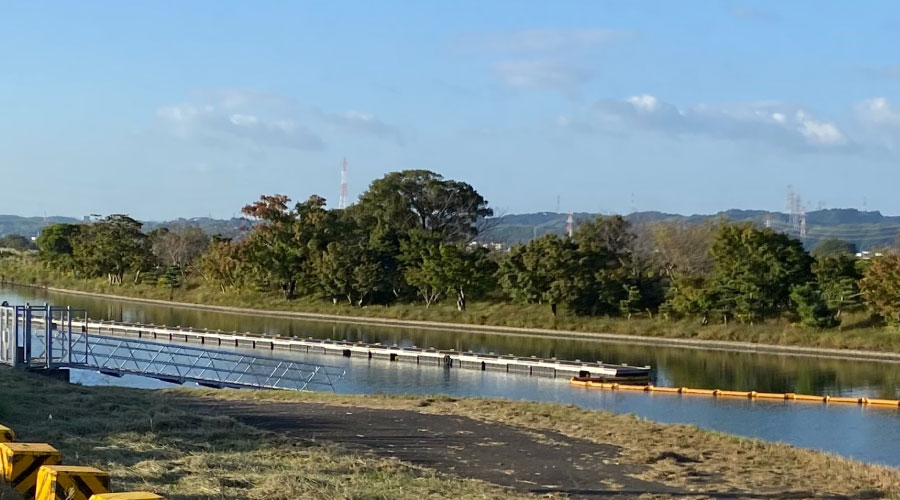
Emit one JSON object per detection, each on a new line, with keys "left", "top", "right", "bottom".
{"left": 59, "top": 318, "right": 651, "bottom": 381}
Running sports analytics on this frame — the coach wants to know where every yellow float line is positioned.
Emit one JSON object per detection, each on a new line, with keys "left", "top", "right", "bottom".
{"left": 569, "top": 379, "right": 900, "bottom": 408}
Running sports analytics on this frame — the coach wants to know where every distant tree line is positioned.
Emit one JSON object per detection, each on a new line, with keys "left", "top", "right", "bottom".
{"left": 27, "top": 169, "right": 900, "bottom": 328}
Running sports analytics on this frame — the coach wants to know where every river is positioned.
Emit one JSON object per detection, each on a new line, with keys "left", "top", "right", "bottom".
{"left": 2, "top": 284, "right": 899, "bottom": 467}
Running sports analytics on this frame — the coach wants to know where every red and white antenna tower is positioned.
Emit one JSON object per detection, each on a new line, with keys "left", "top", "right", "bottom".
{"left": 339, "top": 158, "right": 349, "bottom": 209}
{"left": 566, "top": 211, "right": 574, "bottom": 238}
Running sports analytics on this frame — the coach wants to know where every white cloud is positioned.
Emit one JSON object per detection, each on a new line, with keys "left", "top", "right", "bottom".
{"left": 156, "top": 90, "right": 403, "bottom": 150}
{"left": 468, "top": 28, "right": 631, "bottom": 93}
{"left": 856, "top": 97, "right": 900, "bottom": 125}
{"left": 493, "top": 59, "right": 592, "bottom": 91}
{"left": 590, "top": 95, "right": 849, "bottom": 151}
{"left": 855, "top": 97, "right": 900, "bottom": 150}
{"left": 157, "top": 104, "right": 325, "bottom": 151}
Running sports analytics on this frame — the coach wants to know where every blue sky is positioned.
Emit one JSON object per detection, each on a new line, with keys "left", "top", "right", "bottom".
{"left": 3, "top": 1, "right": 900, "bottom": 220}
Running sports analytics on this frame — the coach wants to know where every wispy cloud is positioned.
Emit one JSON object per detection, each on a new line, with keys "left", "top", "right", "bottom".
{"left": 863, "top": 66, "right": 900, "bottom": 81}
{"left": 157, "top": 104, "right": 325, "bottom": 151}
{"left": 459, "top": 28, "right": 631, "bottom": 94}
{"left": 855, "top": 97, "right": 900, "bottom": 150}
{"left": 493, "top": 60, "right": 592, "bottom": 91}
{"left": 461, "top": 28, "right": 633, "bottom": 53}
{"left": 727, "top": 5, "right": 778, "bottom": 22}
{"left": 584, "top": 94, "right": 850, "bottom": 152}
{"left": 156, "top": 90, "right": 403, "bottom": 151}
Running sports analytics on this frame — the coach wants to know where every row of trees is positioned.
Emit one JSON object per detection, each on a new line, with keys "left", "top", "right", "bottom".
{"left": 29, "top": 169, "right": 900, "bottom": 328}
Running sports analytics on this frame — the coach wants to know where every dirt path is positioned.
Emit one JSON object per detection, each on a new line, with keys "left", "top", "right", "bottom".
{"left": 185, "top": 399, "right": 838, "bottom": 499}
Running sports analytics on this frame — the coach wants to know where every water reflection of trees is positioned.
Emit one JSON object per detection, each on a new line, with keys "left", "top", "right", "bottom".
{"left": 21, "top": 286, "right": 900, "bottom": 399}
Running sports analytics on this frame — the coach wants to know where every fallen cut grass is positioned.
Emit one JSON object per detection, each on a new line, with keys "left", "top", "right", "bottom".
{"left": 0, "top": 368, "right": 532, "bottom": 500}
{"left": 4, "top": 255, "right": 900, "bottom": 354}
{"left": 192, "top": 388, "right": 900, "bottom": 499}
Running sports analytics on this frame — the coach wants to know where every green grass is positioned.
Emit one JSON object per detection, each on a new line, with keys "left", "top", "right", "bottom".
{"left": 4, "top": 254, "right": 900, "bottom": 354}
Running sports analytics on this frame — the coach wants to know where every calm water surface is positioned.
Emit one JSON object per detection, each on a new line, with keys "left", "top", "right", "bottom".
{"left": 3, "top": 284, "right": 899, "bottom": 467}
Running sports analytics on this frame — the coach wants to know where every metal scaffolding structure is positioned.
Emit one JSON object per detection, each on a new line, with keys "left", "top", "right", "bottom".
{"left": 0, "top": 303, "right": 344, "bottom": 392}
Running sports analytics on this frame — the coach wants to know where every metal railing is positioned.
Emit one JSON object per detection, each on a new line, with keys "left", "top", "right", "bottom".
{"left": 0, "top": 303, "right": 345, "bottom": 392}
{"left": 70, "top": 333, "right": 343, "bottom": 391}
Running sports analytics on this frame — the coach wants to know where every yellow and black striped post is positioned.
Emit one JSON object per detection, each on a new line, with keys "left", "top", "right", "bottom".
{"left": 88, "top": 493, "right": 166, "bottom": 500}
{"left": 0, "top": 424, "right": 14, "bottom": 442}
{"left": 0, "top": 442, "right": 61, "bottom": 497}
{"left": 36, "top": 465, "right": 111, "bottom": 500}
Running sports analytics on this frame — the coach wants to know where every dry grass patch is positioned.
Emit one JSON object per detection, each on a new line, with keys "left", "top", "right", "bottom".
{"left": 192, "top": 389, "right": 900, "bottom": 498}
{"left": 0, "top": 368, "right": 537, "bottom": 500}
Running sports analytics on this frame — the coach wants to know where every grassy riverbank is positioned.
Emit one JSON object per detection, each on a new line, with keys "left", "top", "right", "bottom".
{"left": 1, "top": 368, "right": 898, "bottom": 499}
{"left": 0, "top": 368, "right": 520, "bottom": 500}
{"left": 3, "top": 255, "right": 900, "bottom": 354}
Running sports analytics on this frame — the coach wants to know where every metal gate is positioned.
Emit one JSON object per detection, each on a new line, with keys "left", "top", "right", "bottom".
{"left": 0, "top": 305, "right": 14, "bottom": 365}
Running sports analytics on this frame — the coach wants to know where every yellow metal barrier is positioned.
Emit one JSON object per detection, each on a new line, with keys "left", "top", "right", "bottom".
{"left": 0, "top": 424, "right": 14, "bottom": 443}
{"left": 36, "top": 465, "right": 110, "bottom": 500}
{"left": 0, "top": 442, "right": 61, "bottom": 497}
{"left": 89, "top": 493, "right": 166, "bottom": 500}
{"left": 568, "top": 378, "right": 900, "bottom": 408}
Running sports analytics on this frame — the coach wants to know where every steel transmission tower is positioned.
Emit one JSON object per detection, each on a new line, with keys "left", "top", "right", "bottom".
{"left": 339, "top": 158, "right": 349, "bottom": 209}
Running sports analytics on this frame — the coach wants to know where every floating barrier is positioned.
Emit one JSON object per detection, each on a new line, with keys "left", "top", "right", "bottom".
{"left": 0, "top": 424, "right": 13, "bottom": 442}
{"left": 0, "top": 442, "right": 62, "bottom": 497}
{"left": 36, "top": 465, "right": 110, "bottom": 500}
{"left": 569, "top": 378, "right": 900, "bottom": 408}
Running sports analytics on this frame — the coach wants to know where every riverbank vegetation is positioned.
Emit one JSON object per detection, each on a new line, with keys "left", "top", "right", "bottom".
{"left": 2, "top": 169, "right": 900, "bottom": 352}
{"left": 1, "top": 368, "right": 897, "bottom": 499}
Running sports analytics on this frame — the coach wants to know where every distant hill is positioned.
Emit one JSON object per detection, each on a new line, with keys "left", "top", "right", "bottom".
{"left": 477, "top": 209, "right": 900, "bottom": 250}
{"left": 0, "top": 215, "right": 249, "bottom": 240}
{"left": 2, "top": 208, "right": 899, "bottom": 251}
{"left": 0, "top": 215, "right": 80, "bottom": 238}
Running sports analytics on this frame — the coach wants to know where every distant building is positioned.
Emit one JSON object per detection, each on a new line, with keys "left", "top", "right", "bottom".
{"left": 855, "top": 251, "right": 884, "bottom": 260}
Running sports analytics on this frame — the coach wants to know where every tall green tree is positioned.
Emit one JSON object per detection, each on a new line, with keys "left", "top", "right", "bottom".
{"left": 860, "top": 255, "right": 900, "bottom": 325}
{"left": 401, "top": 233, "right": 497, "bottom": 310}
{"left": 498, "top": 234, "right": 578, "bottom": 316}
{"left": 314, "top": 239, "right": 384, "bottom": 307}
{"left": 790, "top": 283, "right": 839, "bottom": 329}
{"left": 199, "top": 237, "right": 245, "bottom": 293}
{"left": 0, "top": 234, "right": 35, "bottom": 252}
{"left": 241, "top": 194, "right": 335, "bottom": 299}
{"left": 35, "top": 224, "right": 80, "bottom": 271}
{"left": 570, "top": 215, "right": 634, "bottom": 315}
{"left": 353, "top": 170, "right": 493, "bottom": 243}
{"left": 812, "top": 238, "right": 857, "bottom": 258}
{"left": 73, "top": 215, "right": 153, "bottom": 284}
{"left": 812, "top": 255, "right": 862, "bottom": 318}
{"left": 708, "top": 225, "right": 813, "bottom": 322}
